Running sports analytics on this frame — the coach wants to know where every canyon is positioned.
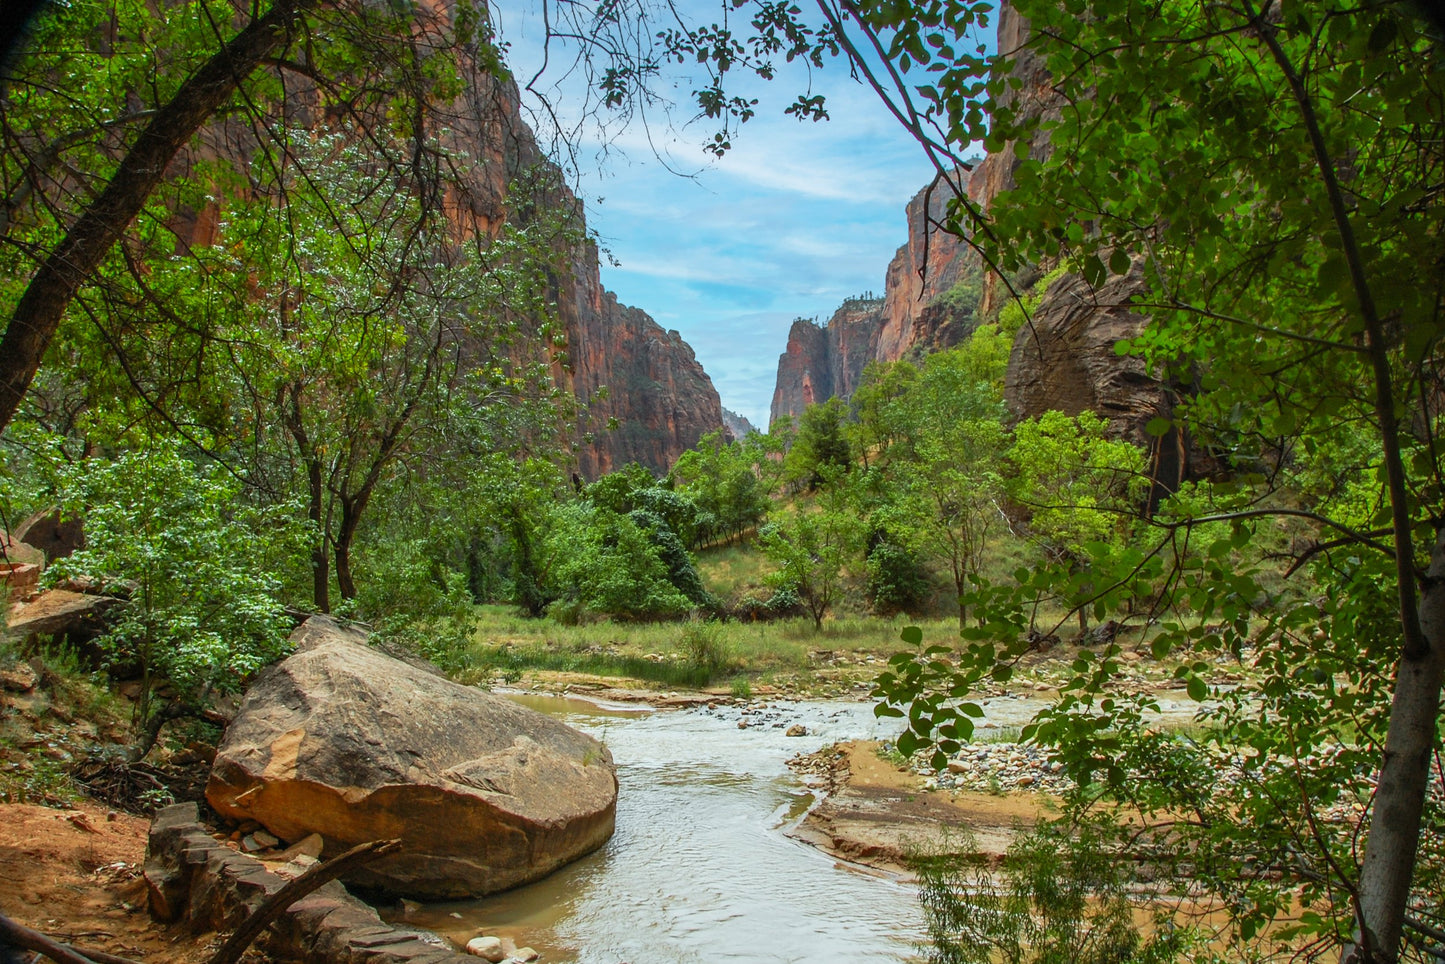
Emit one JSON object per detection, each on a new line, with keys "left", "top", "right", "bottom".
{"left": 767, "top": 0, "right": 1200, "bottom": 493}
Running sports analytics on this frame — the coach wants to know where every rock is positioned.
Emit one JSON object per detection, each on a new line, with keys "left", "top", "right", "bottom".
{"left": 0, "top": 662, "right": 38, "bottom": 692}
{"left": 465, "top": 937, "right": 505, "bottom": 962}
{"left": 512, "top": 949, "right": 540, "bottom": 963}
{"left": 0, "top": 533, "right": 44, "bottom": 569}
{"left": 277, "top": 832, "right": 325, "bottom": 862}
{"left": 13, "top": 508, "right": 84, "bottom": 563}
{"left": 721, "top": 408, "right": 756, "bottom": 440}
{"left": 786, "top": 724, "right": 808, "bottom": 737}
{"left": 565, "top": 284, "right": 725, "bottom": 478}
{"left": 0, "top": 562, "right": 41, "bottom": 602}
{"left": 4, "top": 589, "right": 121, "bottom": 645}
{"left": 207, "top": 616, "right": 617, "bottom": 900}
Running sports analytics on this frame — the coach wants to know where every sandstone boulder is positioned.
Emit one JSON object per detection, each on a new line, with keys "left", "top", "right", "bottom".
{"left": 4, "top": 588, "right": 122, "bottom": 645}
{"left": 14, "top": 508, "right": 84, "bottom": 563}
{"left": 206, "top": 616, "right": 617, "bottom": 899}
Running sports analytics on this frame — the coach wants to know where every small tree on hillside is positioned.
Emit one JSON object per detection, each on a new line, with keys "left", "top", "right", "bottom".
{"left": 758, "top": 468, "right": 865, "bottom": 630}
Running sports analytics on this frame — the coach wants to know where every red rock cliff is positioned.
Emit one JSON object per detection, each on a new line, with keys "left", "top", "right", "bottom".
{"left": 768, "top": 170, "right": 984, "bottom": 423}
{"left": 155, "top": 2, "right": 722, "bottom": 479}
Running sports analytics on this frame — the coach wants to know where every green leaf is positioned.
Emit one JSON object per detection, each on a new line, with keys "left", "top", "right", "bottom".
{"left": 901, "top": 625, "right": 923, "bottom": 646}
{"left": 1187, "top": 676, "right": 1208, "bottom": 701}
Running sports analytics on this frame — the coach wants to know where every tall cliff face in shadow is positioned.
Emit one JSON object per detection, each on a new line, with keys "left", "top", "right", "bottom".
{"left": 430, "top": 69, "right": 726, "bottom": 479}
{"left": 565, "top": 252, "right": 725, "bottom": 478}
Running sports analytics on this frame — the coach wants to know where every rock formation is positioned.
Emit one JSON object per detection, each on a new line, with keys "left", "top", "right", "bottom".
{"left": 162, "top": 7, "right": 723, "bottom": 480}
{"left": 565, "top": 267, "right": 725, "bottom": 477}
{"left": 721, "top": 408, "right": 757, "bottom": 439}
{"left": 206, "top": 616, "right": 618, "bottom": 899}
{"left": 767, "top": 0, "right": 1196, "bottom": 494}
{"left": 769, "top": 171, "right": 986, "bottom": 424}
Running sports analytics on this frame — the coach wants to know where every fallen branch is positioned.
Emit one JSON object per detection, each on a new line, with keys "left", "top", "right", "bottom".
{"left": 0, "top": 913, "right": 140, "bottom": 964}
{"left": 207, "top": 837, "right": 402, "bottom": 964}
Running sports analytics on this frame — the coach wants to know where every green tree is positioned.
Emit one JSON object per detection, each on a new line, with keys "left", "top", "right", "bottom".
{"left": 786, "top": 396, "right": 854, "bottom": 490}
{"left": 670, "top": 429, "right": 769, "bottom": 547}
{"left": 819, "top": 0, "right": 1445, "bottom": 957}
{"left": 544, "top": 501, "right": 694, "bottom": 622}
{"left": 45, "top": 442, "right": 296, "bottom": 757}
{"left": 881, "top": 330, "right": 1012, "bottom": 628}
{"left": 757, "top": 469, "right": 865, "bottom": 630}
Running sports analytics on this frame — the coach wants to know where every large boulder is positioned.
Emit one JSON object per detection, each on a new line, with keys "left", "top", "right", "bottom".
{"left": 14, "top": 508, "right": 84, "bottom": 564}
{"left": 206, "top": 616, "right": 617, "bottom": 899}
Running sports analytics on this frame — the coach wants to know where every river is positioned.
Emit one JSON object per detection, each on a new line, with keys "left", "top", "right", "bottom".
{"left": 398, "top": 694, "right": 931, "bottom": 963}
{"left": 397, "top": 689, "right": 1211, "bottom": 963}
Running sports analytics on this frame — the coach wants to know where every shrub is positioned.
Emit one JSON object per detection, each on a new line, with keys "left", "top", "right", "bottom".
{"left": 866, "top": 540, "right": 933, "bottom": 615}
{"left": 46, "top": 443, "right": 296, "bottom": 758}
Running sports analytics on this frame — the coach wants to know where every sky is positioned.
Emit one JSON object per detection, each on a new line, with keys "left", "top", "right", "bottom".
{"left": 493, "top": 4, "right": 947, "bottom": 431}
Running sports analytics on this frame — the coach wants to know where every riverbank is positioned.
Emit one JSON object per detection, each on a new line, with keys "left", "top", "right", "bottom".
{"left": 786, "top": 740, "right": 1054, "bottom": 874}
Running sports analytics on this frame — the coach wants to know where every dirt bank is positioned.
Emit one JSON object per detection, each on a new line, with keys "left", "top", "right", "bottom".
{"left": 788, "top": 741, "right": 1053, "bottom": 875}
{"left": 0, "top": 800, "right": 214, "bottom": 963}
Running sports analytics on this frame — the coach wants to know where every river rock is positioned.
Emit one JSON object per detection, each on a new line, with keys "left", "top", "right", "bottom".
{"left": 206, "top": 616, "right": 618, "bottom": 899}
{"left": 465, "top": 937, "right": 505, "bottom": 962}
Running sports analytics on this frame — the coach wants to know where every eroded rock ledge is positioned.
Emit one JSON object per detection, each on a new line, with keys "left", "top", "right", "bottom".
{"left": 144, "top": 802, "right": 468, "bottom": 964}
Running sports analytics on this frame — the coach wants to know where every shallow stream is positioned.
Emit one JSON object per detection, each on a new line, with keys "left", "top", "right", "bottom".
{"left": 399, "top": 694, "right": 929, "bottom": 963}
{"left": 398, "top": 690, "right": 1210, "bottom": 963}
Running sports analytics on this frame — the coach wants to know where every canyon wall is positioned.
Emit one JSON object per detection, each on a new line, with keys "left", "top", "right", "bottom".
{"left": 769, "top": 0, "right": 1195, "bottom": 494}
{"left": 169, "top": 7, "right": 722, "bottom": 479}
{"left": 769, "top": 170, "right": 985, "bottom": 424}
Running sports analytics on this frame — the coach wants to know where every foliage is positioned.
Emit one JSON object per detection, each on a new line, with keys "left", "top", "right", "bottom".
{"left": 544, "top": 502, "right": 695, "bottom": 622}
{"left": 865, "top": 538, "right": 934, "bottom": 616}
{"left": 913, "top": 818, "right": 1199, "bottom": 964}
{"left": 758, "top": 469, "right": 866, "bottom": 630}
{"left": 669, "top": 429, "right": 770, "bottom": 547}
{"left": 786, "top": 397, "right": 853, "bottom": 490}
{"left": 44, "top": 442, "right": 294, "bottom": 754}
{"left": 1008, "top": 410, "right": 1149, "bottom": 567}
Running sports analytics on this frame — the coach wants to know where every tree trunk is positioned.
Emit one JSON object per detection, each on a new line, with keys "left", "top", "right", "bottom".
{"left": 0, "top": 0, "right": 312, "bottom": 434}
{"left": 307, "top": 459, "right": 330, "bottom": 614}
{"left": 335, "top": 499, "right": 360, "bottom": 601}
{"left": 1344, "top": 528, "right": 1445, "bottom": 963}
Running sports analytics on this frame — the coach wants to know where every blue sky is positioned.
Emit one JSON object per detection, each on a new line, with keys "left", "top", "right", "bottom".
{"left": 494, "top": 5, "right": 946, "bottom": 430}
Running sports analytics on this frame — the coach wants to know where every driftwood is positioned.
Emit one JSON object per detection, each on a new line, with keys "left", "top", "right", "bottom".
{"left": 0, "top": 913, "right": 141, "bottom": 964}
{"left": 206, "top": 837, "right": 401, "bottom": 964}
{"left": 0, "top": 837, "right": 400, "bottom": 964}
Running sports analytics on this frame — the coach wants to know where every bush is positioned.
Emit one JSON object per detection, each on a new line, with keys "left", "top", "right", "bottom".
{"left": 912, "top": 817, "right": 1198, "bottom": 964}
{"left": 679, "top": 620, "right": 732, "bottom": 680}
{"left": 45, "top": 442, "right": 296, "bottom": 757}
{"left": 866, "top": 540, "right": 933, "bottom": 615}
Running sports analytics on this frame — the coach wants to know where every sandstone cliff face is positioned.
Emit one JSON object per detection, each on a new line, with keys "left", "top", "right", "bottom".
{"left": 768, "top": 0, "right": 1195, "bottom": 494}
{"left": 433, "top": 71, "right": 726, "bottom": 479}
{"left": 168, "top": 6, "right": 721, "bottom": 480}
{"left": 770, "top": 300, "right": 881, "bottom": 424}
{"left": 567, "top": 258, "right": 726, "bottom": 477}
{"left": 722, "top": 408, "right": 758, "bottom": 440}
{"left": 769, "top": 169, "right": 988, "bottom": 425}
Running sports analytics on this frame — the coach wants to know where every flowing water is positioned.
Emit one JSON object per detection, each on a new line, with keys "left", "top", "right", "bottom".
{"left": 398, "top": 691, "right": 1212, "bottom": 963}
{"left": 399, "top": 694, "right": 930, "bottom": 964}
